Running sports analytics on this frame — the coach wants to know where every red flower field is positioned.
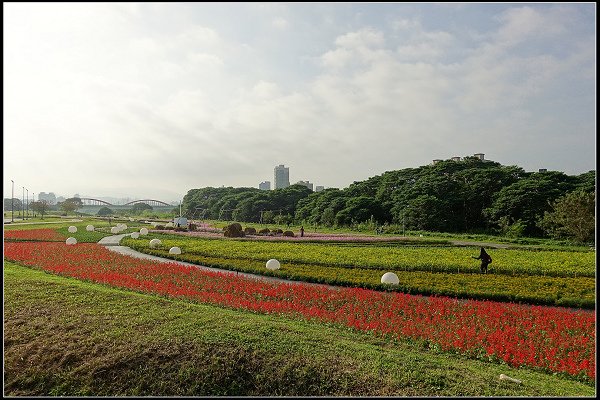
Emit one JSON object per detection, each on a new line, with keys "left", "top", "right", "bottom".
{"left": 4, "top": 228, "right": 67, "bottom": 242}
{"left": 3, "top": 240, "right": 595, "bottom": 380}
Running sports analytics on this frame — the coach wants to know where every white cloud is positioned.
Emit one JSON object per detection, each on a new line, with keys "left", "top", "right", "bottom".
{"left": 3, "top": 3, "right": 595, "bottom": 200}
{"left": 272, "top": 17, "right": 289, "bottom": 29}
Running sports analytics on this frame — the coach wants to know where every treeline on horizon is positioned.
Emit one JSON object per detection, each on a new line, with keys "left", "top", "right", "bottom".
{"left": 183, "top": 157, "right": 595, "bottom": 242}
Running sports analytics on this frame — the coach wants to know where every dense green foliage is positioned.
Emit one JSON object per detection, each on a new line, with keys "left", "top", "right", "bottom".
{"left": 539, "top": 190, "right": 596, "bottom": 243}
{"left": 182, "top": 158, "right": 595, "bottom": 242}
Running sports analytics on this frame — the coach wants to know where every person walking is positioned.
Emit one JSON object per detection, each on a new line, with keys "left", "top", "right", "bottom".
{"left": 300, "top": 226, "right": 304, "bottom": 237}
{"left": 472, "top": 247, "right": 492, "bottom": 274}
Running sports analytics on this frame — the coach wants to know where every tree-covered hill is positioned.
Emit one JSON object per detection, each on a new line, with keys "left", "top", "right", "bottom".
{"left": 182, "top": 158, "right": 595, "bottom": 241}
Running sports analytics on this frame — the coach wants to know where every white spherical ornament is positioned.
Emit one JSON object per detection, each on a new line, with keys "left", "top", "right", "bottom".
{"left": 66, "top": 237, "right": 77, "bottom": 245}
{"left": 140, "top": 228, "right": 149, "bottom": 235}
{"left": 68, "top": 226, "right": 77, "bottom": 233}
{"left": 381, "top": 272, "right": 400, "bottom": 285}
{"left": 129, "top": 217, "right": 134, "bottom": 222}
{"left": 121, "top": 224, "right": 128, "bottom": 230}
{"left": 169, "top": 246, "right": 182, "bottom": 255}
{"left": 110, "top": 226, "right": 119, "bottom": 234}
{"left": 86, "top": 225, "right": 94, "bottom": 231}
{"left": 149, "top": 238, "right": 162, "bottom": 248}
{"left": 130, "top": 232, "right": 139, "bottom": 239}
{"left": 266, "top": 259, "right": 281, "bottom": 270}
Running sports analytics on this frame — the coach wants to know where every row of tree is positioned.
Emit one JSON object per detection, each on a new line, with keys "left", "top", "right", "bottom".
{"left": 158, "top": 158, "right": 597, "bottom": 243}
{"left": 3, "top": 197, "right": 85, "bottom": 219}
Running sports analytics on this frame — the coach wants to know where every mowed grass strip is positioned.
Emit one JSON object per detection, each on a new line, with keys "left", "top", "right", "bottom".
{"left": 3, "top": 262, "right": 594, "bottom": 397}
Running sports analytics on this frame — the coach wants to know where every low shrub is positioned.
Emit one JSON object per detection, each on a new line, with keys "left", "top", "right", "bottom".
{"left": 224, "top": 223, "right": 245, "bottom": 238}
{"left": 244, "top": 227, "right": 257, "bottom": 235}
{"left": 283, "top": 231, "right": 295, "bottom": 237}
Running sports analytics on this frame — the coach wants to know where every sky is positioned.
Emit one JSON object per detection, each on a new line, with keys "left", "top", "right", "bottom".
{"left": 3, "top": 2, "right": 596, "bottom": 203}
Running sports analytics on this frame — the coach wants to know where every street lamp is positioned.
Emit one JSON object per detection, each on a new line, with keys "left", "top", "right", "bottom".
{"left": 26, "top": 188, "right": 29, "bottom": 220}
{"left": 32, "top": 192, "right": 35, "bottom": 217}
{"left": 11, "top": 180, "right": 14, "bottom": 222}
{"left": 22, "top": 186, "right": 24, "bottom": 219}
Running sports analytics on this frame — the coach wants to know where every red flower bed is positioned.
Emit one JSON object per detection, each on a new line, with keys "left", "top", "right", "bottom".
{"left": 4, "top": 228, "right": 67, "bottom": 241}
{"left": 3, "top": 241, "right": 595, "bottom": 380}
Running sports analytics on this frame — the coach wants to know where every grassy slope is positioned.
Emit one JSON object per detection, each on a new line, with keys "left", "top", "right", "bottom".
{"left": 4, "top": 262, "right": 595, "bottom": 397}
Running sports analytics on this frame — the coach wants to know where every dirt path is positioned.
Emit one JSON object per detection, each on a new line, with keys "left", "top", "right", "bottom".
{"left": 448, "top": 240, "right": 510, "bottom": 249}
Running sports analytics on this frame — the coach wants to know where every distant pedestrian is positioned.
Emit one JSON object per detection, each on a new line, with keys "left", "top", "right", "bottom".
{"left": 300, "top": 226, "right": 304, "bottom": 237}
{"left": 472, "top": 247, "right": 492, "bottom": 274}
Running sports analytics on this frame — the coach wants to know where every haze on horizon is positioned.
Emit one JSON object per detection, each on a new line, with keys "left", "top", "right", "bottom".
{"left": 3, "top": 3, "right": 596, "bottom": 203}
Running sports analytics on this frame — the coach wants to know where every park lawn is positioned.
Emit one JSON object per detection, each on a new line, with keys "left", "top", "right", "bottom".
{"left": 3, "top": 261, "right": 595, "bottom": 397}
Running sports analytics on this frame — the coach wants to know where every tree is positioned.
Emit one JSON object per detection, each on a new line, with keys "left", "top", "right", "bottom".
{"left": 59, "top": 199, "right": 80, "bottom": 216}
{"left": 334, "top": 196, "right": 385, "bottom": 226}
{"left": 538, "top": 190, "right": 595, "bottom": 243}
{"left": 484, "top": 171, "right": 577, "bottom": 236}
{"left": 4, "top": 198, "right": 22, "bottom": 212}
{"left": 97, "top": 207, "right": 114, "bottom": 216}
{"left": 131, "top": 202, "right": 153, "bottom": 214}
{"left": 30, "top": 200, "right": 50, "bottom": 219}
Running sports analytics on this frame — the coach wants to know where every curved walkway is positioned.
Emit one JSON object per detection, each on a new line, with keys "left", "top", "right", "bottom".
{"left": 99, "top": 234, "right": 339, "bottom": 290}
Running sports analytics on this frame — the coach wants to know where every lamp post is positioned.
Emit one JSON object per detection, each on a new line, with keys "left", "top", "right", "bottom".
{"left": 26, "top": 188, "right": 29, "bottom": 220}
{"left": 11, "top": 180, "right": 14, "bottom": 222}
{"left": 22, "top": 186, "right": 24, "bottom": 219}
{"left": 32, "top": 192, "right": 35, "bottom": 218}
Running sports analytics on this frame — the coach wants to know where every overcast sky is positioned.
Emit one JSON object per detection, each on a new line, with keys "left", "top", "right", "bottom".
{"left": 4, "top": 3, "right": 596, "bottom": 203}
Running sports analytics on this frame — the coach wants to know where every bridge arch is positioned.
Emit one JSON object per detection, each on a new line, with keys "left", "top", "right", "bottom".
{"left": 80, "top": 198, "right": 114, "bottom": 206}
{"left": 123, "top": 199, "right": 172, "bottom": 207}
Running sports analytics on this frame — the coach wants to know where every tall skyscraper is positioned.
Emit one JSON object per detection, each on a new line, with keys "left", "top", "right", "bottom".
{"left": 274, "top": 164, "right": 290, "bottom": 189}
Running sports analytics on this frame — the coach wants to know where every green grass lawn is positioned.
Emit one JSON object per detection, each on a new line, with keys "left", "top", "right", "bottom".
{"left": 3, "top": 261, "right": 595, "bottom": 397}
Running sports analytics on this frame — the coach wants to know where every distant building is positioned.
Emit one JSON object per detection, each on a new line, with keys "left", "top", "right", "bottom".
{"left": 295, "top": 180, "right": 313, "bottom": 191}
{"left": 274, "top": 165, "right": 290, "bottom": 189}
{"left": 259, "top": 181, "right": 271, "bottom": 190}
{"left": 451, "top": 156, "right": 461, "bottom": 161}
{"left": 38, "top": 192, "right": 57, "bottom": 205}
{"left": 432, "top": 159, "right": 443, "bottom": 165}
{"left": 315, "top": 186, "right": 324, "bottom": 192}
{"left": 473, "top": 153, "right": 485, "bottom": 160}
{"left": 538, "top": 168, "right": 548, "bottom": 173}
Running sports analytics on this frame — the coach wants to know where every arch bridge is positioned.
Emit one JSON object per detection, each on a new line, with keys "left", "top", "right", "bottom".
{"left": 79, "top": 198, "right": 172, "bottom": 207}
{"left": 80, "top": 198, "right": 114, "bottom": 206}
{"left": 124, "top": 199, "right": 172, "bottom": 207}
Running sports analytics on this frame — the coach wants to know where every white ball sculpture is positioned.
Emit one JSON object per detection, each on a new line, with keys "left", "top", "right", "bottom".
{"left": 121, "top": 224, "right": 128, "bottom": 230}
{"left": 129, "top": 217, "right": 134, "bottom": 222}
{"left": 66, "top": 237, "right": 77, "bottom": 245}
{"left": 111, "top": 226, "right": 120, "bottom": 234}
{"left": 266, "top": 259, "right": 281, "bottom": 270}
{"left": 86, "top": 225, "right": 94, "bottom": 231}
{"left": 140, "top": 227, "right": 149, "bottom": 235}
{"left": 130, "top": 232, "right": 140, "bottom": 239}
{"left": 381, "top": 272, "right": 400, "bottom": 285}
{"left": 169, "top": 246, "right": 182, "bottom": 255}
{"left": 149, "top": 238, "right": 162, "bottom": 248}
{"left": 68, "top": 226, "right": 77, "bottom": 233}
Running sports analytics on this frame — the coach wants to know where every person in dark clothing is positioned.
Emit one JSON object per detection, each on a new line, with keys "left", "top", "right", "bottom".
{"left": 300, "top": 226, "right": 304, "bottom": 237}
{"left": 472, "top": 247, "right": 492, "bottom": 274}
